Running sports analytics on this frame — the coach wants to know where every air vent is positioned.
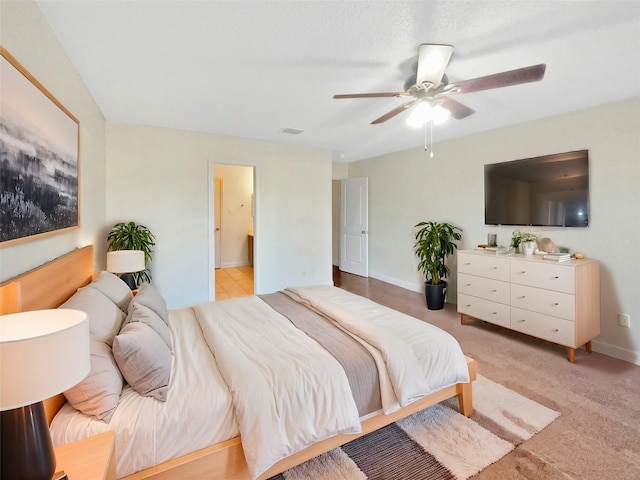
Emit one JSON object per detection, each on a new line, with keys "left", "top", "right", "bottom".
{"left": 281, "top": 127, "right": 304, "bottom": 135}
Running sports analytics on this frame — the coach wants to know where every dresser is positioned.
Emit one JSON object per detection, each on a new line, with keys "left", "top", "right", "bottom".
{"left": 457, "top": 249, "right": 600, "bottom": 362}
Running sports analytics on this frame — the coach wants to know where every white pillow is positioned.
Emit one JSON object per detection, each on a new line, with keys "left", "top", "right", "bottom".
{"left": 60, "top": 286, "right": 125, "bottom": 347}
{"left": 124, "top": 302, "right": 172, "bottom": 352}
{"left": 89, "top": 271, "right": 134, "bottom": 312}
{"left": 63, "top": 337, "right": 123, "bottom": 422}
{"left": 131, "top": 284, "right": 168, "bottom": 323}
{"left": 113, "top": 322, "right": 171, "bottom": 401}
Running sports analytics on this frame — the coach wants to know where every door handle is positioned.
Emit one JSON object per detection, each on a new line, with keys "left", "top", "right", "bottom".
{"left": 362, "top": 230, "right": 368, "bottom": 234}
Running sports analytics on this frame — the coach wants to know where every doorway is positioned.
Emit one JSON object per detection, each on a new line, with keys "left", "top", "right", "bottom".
{"left": 210, "top": 163, "right": 256, "bottom": 301}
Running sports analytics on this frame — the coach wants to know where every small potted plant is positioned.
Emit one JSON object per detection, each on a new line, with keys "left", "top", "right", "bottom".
{"left": 511, "top": 230, "right": 538, "bottom": 253}
{"left": 107, "top": 221, "right": 155, "bottom": 287}
{"left": 414, "top": 221, "right": 462, "bottom": 310}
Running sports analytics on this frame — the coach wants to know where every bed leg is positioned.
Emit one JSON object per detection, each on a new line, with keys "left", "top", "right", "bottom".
{"left": 458, "top": 381, "right": 473, "bottom": 417}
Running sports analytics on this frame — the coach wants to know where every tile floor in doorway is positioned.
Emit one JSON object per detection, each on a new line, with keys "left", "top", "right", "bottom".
{"left": 215, "top": 266, "right": 254, "bottom": 300}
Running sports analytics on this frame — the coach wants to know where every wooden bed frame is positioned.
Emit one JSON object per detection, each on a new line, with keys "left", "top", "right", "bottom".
{"left": 0, "top": 245, "right": 476, "bottom": 480}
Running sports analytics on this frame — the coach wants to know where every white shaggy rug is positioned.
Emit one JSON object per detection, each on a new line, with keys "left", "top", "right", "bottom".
{"left": 269, "top": 374, "right": 560, "bottom": 480}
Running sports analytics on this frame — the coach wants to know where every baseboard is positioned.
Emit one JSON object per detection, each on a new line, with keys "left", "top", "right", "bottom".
{"left": 368, "top": 271, "right": 423, "bottom": 294}
{"left": 220, "top": 261, "right": 251, "bottom": 268}
{"left": 591, "top": 339, "right": 640, "bottom": 366}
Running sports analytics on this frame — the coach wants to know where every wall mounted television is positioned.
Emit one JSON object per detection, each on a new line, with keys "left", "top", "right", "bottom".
{"left": 484, "top": 150, "right": 589, "bottom": 228}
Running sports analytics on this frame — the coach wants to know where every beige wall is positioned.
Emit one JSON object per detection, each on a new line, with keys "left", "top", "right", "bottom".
{"left": 106, "top": 123, "right": 333, "bottom": 308}
{"left": 0, "top": 0, "right": 107, "bottom": 281}
{"left": 348, "top": 97, "right": 640, "bottom": 365}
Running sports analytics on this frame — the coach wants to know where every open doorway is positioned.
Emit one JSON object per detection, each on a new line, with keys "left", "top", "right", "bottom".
{"left": 211, "top": 163, "right": 255, "bottom": 300}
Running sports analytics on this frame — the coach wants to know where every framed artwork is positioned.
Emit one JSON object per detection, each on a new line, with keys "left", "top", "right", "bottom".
{"left": 0, "top": 47, "right": 80, "bottom": 247}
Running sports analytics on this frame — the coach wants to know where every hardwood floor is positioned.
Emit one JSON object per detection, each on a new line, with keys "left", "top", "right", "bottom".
{"left": 333, "top": 268, "right": 640, "bottom": 480}
{"left": 215, "top": 266, "right": 254, "bottom": 300}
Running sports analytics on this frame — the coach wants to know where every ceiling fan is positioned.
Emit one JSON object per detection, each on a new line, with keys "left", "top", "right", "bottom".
{"left": 333, "top": 44, "right": 546, "bottom": 125}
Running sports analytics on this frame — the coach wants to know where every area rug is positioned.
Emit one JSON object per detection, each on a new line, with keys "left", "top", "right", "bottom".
{"left": 269, "top": 374, "right": 559, "bottom": 480}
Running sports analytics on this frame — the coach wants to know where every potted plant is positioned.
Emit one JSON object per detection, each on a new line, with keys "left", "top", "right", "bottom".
{"left": 511, "top": 230, "right": 538, "bottom": 253}
{"left": 107, "top": 221, "right": 155, "bottom": 286}
{"left": 414, "top": 221, "right": 462, "bottom": 310}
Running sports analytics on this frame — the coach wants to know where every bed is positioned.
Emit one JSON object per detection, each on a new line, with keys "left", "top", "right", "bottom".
{"left": 0, "top": 245, "right": 476, "bottom": 480}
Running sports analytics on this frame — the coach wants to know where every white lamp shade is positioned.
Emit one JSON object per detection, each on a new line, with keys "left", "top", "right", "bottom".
{"left": 106, "top": 250, "right": 145, "bottom": 273}
{"left": 0, "top": 309, "right": 90, "bottom": 410}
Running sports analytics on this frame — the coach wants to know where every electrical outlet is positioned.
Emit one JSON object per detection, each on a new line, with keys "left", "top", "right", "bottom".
{"left": 617, "top": 313, "right": 631, "bottom": 328}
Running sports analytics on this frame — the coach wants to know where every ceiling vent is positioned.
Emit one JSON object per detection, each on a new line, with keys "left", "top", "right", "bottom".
{"left": 281, "top": 127, "right": 304, "bottom": 135}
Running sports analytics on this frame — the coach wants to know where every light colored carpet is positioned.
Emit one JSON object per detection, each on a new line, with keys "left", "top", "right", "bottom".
{"left": 271, "top": 375, "right": 559, "bottom": 480}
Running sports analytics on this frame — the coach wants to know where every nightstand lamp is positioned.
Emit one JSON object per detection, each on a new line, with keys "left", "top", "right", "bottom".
{"left": 1, "top": 309, "right": 90, "bottom": 480}
{"left": 106, "top": 250, "right": 145, "bottom": 290}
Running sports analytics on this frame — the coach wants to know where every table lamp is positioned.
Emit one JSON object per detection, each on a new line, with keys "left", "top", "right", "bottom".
{"left": 1, "top": 309, "right": 90, "bottom": 480}
{"left": 106, "top": 250, "right": 145, "bottom": 289}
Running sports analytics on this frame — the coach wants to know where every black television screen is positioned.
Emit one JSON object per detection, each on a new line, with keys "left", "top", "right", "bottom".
{"left": 484, "top": 150, "right": 589, "bottom": 228}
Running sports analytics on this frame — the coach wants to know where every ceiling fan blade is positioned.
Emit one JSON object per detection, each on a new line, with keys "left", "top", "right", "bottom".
{"left": 450, "top": 64, "right": 546, "bottom": 94}
{"left": 371, "top": 99, "right": 421, "bottom": 124}
{"left": 333, "top": 92, "right": 405, "bottom": 99}
{"left": 438, "top": 97, "right": 476, "bottom": 120}
{"left": 416, "top": 44, "right": 454, "bottom": 87}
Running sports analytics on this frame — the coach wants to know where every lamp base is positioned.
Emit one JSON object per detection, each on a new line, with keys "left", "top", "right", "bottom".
{"left": 1, "top": 402, "right": 56, "bottom": 480}
{"left": 119, "top": 272, "right": 137, "bottom": 290}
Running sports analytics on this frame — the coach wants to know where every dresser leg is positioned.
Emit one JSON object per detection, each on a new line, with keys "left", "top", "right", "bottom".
{"left": 460, "top": 313, "right": 467, "bottom": 325}
{"left": 566, "top": 347, "right": 576, "bottom": 363}
{"left": 586, "top": 341, "right": 592, "bottom": 353}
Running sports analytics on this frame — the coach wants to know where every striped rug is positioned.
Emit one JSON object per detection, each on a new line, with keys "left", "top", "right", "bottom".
{"left": 269, "top": 375, "right": 559, "bottom": 480}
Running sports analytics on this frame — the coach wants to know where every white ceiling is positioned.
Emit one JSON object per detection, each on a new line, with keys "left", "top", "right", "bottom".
{"left": 36, "top": 1, "right": 640, "bottom": 162}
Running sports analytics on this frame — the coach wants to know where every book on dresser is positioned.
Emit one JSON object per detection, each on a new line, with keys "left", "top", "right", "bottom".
{"left": 543, "top": 252, "right": 571, "bottom": 262}
{"left": 456, "top": 249, "right": 600, "bottom": 363}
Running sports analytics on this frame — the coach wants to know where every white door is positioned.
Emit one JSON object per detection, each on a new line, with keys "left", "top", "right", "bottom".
{"left": 340, "top": 177, "right": 368, "bottom": 277}
{"left": 214, "top": 178, "right": 222, "bottom": 269}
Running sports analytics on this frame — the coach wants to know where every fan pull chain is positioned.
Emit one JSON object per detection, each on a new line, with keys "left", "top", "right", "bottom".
{"left": 424, "top": 120, "right": 434, "bottom": 158}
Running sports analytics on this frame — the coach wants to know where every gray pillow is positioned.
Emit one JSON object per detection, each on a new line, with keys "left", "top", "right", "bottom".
{"left": 124, "top": 302, "right": 172, "bottom": 352}
{"left": 132, "top": 284, "right": 168, "bottom": 323}
{"left": 89, "top": 271, "right": 133, "bottom": 312}
{"left": 60, "top": 286, "right": 125, "bottom": 346}
{"left": 113, "top": 322, "right": 171, "bottom": 401}
{"left": 63, "top": 336, "right": 123, "bottom": 422}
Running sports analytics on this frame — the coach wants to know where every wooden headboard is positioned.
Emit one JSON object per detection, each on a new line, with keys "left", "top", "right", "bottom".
{"left": 0, "top": 245, "right": 95, "bottom": 422}
{"left": 0, "top": 245, "right": 94, "bottom": 315}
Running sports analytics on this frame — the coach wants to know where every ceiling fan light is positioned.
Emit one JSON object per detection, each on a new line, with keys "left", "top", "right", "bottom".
{"left": 432, "top": 105, "right": 451, "bottom": 125}
{"left": 406, "top": 102, "right": 432, "bottom": 128}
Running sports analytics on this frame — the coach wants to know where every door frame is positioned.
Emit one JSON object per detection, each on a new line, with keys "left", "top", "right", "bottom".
{"left": 208, "top": 160, "right": 258, "bottom": 301}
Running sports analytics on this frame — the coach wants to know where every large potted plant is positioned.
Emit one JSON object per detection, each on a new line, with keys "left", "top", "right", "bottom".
{"left": 107, "top": 221, "right": 155, "bottom": 287}
{"left": 414, "top": 221, "right": 462, "bottom": 310}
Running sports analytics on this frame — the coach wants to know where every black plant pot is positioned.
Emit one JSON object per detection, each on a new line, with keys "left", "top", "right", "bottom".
{"left": 425, "top": 281, "right": 447, "bottom": 310}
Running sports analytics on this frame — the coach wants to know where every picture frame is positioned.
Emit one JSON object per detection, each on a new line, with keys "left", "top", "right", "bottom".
{"left": 0, "top": 46, "right": 80, "bottom": 247}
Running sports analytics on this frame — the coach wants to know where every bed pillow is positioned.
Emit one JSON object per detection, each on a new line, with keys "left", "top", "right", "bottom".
{"left": 113, "top": 322, "right": 171, "bottom": 401}
{"left": 131, "top": 283, "right": 168, "bottom": 323}
{"left": 123, "top": 302, "right": 172, "bottom": 352}
{"left": 88, "top": 271, "right": 134, "bottom": 312}
{"left": 63, "top": 336, "right": 123, "bottom": 422}
{"left": 60, "top": 286, "right": 125, "bottom": 346}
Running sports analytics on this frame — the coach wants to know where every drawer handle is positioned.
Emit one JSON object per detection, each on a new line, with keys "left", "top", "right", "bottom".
{"left": 491, "top": 289, "right": 497, "bottom": 293}
{"left": 515, "top": 319, "right": 526, "bottom": 323}
{"left": 464, "top": 263, "right": 471, "bottom": 266}
{"left": 552, "top": 302, "right": 559, "bottom": 306}
{"left": 518, "top": 295, "right": 526, "bottom": 299}
{"left": 490, "top": 266, "right": 498, "bottom": 270}
{"left": 518, "top": 271, "right": 526, "bottom": 274}
{"left": 465, "top": 283, "right": 472, "bottom": 287}
{"left": 491, "top": 311, "right": 498, "bottom": 315}
{"left": 552, "top": 329, "right": 559, "bottom": 333}
{"left": 553, "top": 276, "right": 560, "bottom": 280}
{"left": 465, "top": 304, "right": 471, "bottom": 308}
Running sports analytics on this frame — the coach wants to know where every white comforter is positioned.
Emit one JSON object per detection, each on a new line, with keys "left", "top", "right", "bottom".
{"left": 193, "top": 296, "right": 362, "bottom": 478}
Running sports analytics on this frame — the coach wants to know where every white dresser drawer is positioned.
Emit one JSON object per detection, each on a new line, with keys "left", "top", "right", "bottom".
{"left": 511, "top": 307, "right": 575, "bottom": 347}
{"left": 458, "top": 273, "right": 510, "bottom": 305}
{"left": 458, "top": 252, "right": 510, "bottom": 282}
{"left": 458, "top": 293, "right": 511, "bottom": 328}
{"left": 511, "top": 284, "right": 575, "bottom": 321}
{"left": 510, "top": 259, "right": 575, "bottom": 294}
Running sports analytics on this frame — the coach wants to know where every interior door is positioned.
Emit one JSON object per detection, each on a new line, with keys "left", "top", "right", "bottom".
{"left": 340, "top": 177, "right": 368, "bottom": 277}
{"left": 214, "top": 178, "right": 222, "bottom": 269}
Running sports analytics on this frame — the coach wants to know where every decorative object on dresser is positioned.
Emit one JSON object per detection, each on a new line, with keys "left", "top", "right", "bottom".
{"left": 510, "top": 230, "right": 538, "bottom": 253}
{"left": 414, "top": 221, "right": 463, "bottom": 310}
{"left": 0, "top": 309, "right": 90, "bottom": 480}
{"left": 457, "top": 249, "right": 600, "bottom": 363}
{"left": 106, "top": 250, "right": 146, "bottom": 289}
{"left": 107, "top": 221, "right": 155, "bottom": 287}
